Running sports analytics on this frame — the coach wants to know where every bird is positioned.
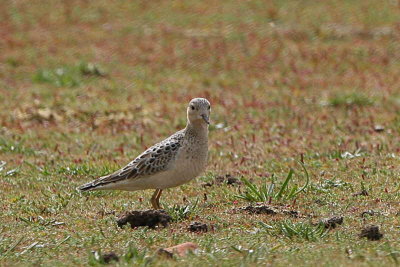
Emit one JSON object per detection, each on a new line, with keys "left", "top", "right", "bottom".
{"left": 77, "top": 98, "right": 211, "bottom": 210}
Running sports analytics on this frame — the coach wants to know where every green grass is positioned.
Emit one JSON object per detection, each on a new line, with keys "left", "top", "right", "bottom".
{"left": 32, "top": 62, "right": 105, "bottom": 87}
{"left": 1, "top": 0, "right": 400, "bottom": 266}
{"left": 88, "top": 244, "right": 149, "bottom": 266}
{"left": 0, "top": 138, "right": 36, "bottom": 155}
{"left": 328, "top": 92, "right": 374, "bottom": 107}
{"left": 166, "top": 199, "right": 199, "bottom": 222}
{"left": 260, "top": 220, "right": 329, "bottom": 242}
{"left": 236, "top": 163, "right": 309, "bottom": 202}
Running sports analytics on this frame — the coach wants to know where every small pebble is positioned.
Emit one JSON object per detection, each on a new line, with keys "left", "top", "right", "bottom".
{"left": 158, "top": 242, "right": 198, "bottom": 257}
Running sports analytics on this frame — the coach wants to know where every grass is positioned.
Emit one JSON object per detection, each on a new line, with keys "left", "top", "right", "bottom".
{"left": 1, "top": 0, "right": 400, "bottom": 266}
{"left": 88, "top": 244, "right": 149, "bottom": 266}
{"left": 0, "top": 138, "right": 36, "bottom": 155}
{"left": 32, "top": 62, "right": 105, "bottom": 87}
{"left": 260, "top": 220, "right": 329, "bottom": 242}
{"left": 328, "top": 92, "right": 374, "bottom": 107}
{"left": 236, "top": 162, "right": 309, "bottom": 202}
{"left": 166, "top": 199, "right": 199, "bottom": 222}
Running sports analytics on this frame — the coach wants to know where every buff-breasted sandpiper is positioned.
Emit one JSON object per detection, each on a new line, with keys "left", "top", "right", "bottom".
{"left": 78, "top": 98, "right": 211, "bottom": 209}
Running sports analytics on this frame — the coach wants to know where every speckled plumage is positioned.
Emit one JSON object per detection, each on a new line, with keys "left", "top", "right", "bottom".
{"left": 80, "top": 130, "right": 185, "bottom": 188}
{"left": 78, "top": 98, "right": 211, "bottom": 208}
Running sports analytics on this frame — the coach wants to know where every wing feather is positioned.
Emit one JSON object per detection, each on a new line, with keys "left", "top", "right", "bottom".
{"left": 78, "top": 130, "right": 185, "bottom": 191}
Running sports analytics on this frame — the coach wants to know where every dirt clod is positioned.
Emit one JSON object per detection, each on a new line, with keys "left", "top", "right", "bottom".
{"left": 215, "top": 174, "right": 241, "bottom": 185}
{"left": 361, "top": 210, "right": 378, "bottom": 217}
{"left": 352, "top": 190, "right": 368, "bottom": 197}
{"left": 117, "top": 210, "right": 171, "bottom": 229}
{"left": 188, "top": 222, "right": 208, "bottom": 233}
{"left": 157, "top": 248, "right": 174, "bottom": 258}
{"left": 242, "top": 205, "right": 277, "bottom": 215}
{"left": 239, "top": 205, "right": 299, "bottom": 217}
{"left": 359, "top": 225, "right": 383, "bottom": 241}
{"left": 102, "top": 252, "right": 119, "bottom": 263}
{"left": 320, "top": 216, "right": 343, "bottom": 229}
{"left": 202, "top": 182, "right": 213, "bottom": 187}
{"left": 203, "top": 174, "right": 241, "bottom": 187}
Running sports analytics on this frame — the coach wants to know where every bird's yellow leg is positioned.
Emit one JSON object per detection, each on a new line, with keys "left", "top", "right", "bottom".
{"left": 155, "top": 189, "right": 163, "bottom": 209}
{"left": 151, "top": 189, "right": 162, "bottom": 210}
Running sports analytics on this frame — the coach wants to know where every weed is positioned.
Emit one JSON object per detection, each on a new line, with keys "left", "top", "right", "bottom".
{"left": 166, "top": 199, "right": 199, "bottom": 222}
{"left": 236, "top": 162, "right": 309, "bottom": 202}
{"left": 260, "top": 220, "right": 328, "bottom": 241}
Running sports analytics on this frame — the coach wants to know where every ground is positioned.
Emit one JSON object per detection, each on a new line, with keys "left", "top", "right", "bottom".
{"left": 1, "top": 0, "right": 400, "bottom": 266}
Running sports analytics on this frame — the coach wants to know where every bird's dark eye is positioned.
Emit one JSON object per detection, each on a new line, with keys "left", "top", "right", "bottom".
{"left": 190, "top": 105, "right": 195, "bottom": 110}
{"left": 208, "top": 106, "right": 211, "bottom": 110}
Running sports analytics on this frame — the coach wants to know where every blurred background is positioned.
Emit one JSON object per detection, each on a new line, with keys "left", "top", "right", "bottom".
{"left": 1, "top": 0, "right": 400, "bottom": 174}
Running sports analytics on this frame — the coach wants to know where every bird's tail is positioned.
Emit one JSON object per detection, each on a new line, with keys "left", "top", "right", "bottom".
{"left": 77, "top": 173, "right": 116, "bottom": 192}
{"left": 77, "top": 170, "right": 123, "bottom": 192}
{"left": 76, "top": 182, "right": 96, "bottom": 192}
{"left": 77, "top": 180, "right": 100, "bottom": 192}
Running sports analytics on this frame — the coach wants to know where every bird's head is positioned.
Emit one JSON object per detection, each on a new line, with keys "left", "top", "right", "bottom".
{"left": 187, "top": 98, "right": 211, "bottom": 126}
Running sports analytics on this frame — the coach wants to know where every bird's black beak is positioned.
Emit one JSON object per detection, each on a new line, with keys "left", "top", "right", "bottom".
{"left": 201, "top": 114, "right": 210, "bottom": 124}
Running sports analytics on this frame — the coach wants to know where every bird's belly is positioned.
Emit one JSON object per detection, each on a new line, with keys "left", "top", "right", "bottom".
{"left": 149, "top": 170, "right": 195, "bottom": 189}
{"left": 114, "top": 166, "right": 201, "bottom": 191}
{"left": 151, "top": 157, "right": 206, "bottom": 189}
{"left": 114, "top": 171, "right": 175, "bottom": 191}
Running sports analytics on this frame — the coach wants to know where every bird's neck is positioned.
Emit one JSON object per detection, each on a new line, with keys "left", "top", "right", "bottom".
{"left": 185, "top": 122, "right": 209, "bottom": 139}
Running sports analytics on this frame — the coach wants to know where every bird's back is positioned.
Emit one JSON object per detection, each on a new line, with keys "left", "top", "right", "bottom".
{"left": 78, "top": 129, "right": 186, "bottom": 191}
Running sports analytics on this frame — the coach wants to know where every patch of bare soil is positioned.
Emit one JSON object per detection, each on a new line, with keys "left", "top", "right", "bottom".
{"left": 236, "top": 204, "right": 299, "bottom": 217}
{"left": 117, "top": 210, "right": 171, "bottom": 229}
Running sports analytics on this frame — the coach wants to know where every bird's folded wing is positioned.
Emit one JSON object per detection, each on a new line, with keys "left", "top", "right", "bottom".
{"left": 92, "top": 131, "right": 184, "bottom": 186}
